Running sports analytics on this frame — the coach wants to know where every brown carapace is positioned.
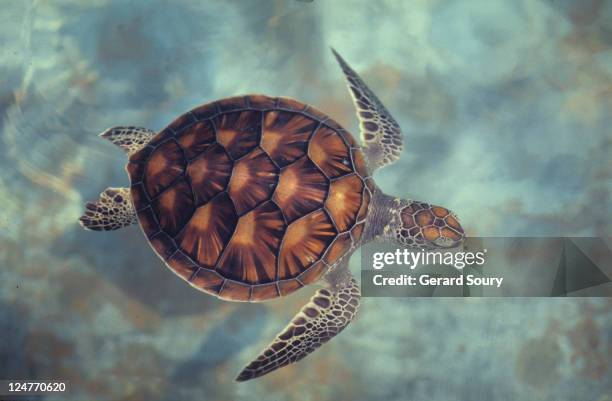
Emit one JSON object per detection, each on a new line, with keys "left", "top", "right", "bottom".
{"left": 127, "top": 95, "right": 371, "bottom": 302}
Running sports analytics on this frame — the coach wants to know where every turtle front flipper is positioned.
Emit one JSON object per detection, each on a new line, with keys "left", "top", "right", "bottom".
{"left": 100, "top": 126, "right": 156, "bottom": 156}
{"left": 236, "top": 269, "right": 360, "bottom": 382}
{"left": 331, "top": 48, "right": 403, "bottom": 171}
{"left": 79, "top": 187, "right": 137, "bottom": 231}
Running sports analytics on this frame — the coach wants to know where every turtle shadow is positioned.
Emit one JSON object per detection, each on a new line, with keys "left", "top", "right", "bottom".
{"left": 53, "top": 224, "right": 219, "bottom": 317}
{"left": 166, "top": 306, "right": 268, "bottom": 389}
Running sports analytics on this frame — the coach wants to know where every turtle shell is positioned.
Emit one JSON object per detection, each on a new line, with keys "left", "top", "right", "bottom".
{"left": 127, "top": 95, "right": 371, "bottom": 302}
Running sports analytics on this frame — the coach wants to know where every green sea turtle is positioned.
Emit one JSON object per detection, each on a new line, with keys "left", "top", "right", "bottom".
{"left": 79, "top": 49, "right": 465, "bottom": 381}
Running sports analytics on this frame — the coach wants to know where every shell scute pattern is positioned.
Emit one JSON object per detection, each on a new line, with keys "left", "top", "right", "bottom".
{"left": 151, "top": 176, "right": 194, "bottom": 236}
{"left": 214, "top": 110, "right": 261, "bottom": 159}
{"left": 308, "top": 126, "right": 353, "bottom": 178}
{"left": 176, "top": 120, "right": 215, "bottom": 159}
{"left": 187, "top": 144, "right": 232, "bottom": 206}
{"left": 166, "top": 251, "right": 198, "bottom": 280}
{"left": 128, "top": 95, "right": 371, "bottom": 301}
{"left": 143, "top": 139, "right": 187, "bottom": 198}
{"left": 272, "top": 156, "right": 327, "bottom": 223}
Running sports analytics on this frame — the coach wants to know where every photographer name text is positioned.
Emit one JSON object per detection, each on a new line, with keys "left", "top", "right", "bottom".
{"left": 372, "top": 274, "right": 503, "bottom": 288}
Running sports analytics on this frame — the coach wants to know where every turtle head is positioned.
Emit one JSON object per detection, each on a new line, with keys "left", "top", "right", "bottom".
{"left": 389, "top": 200, "right": 465, "bottom": 249}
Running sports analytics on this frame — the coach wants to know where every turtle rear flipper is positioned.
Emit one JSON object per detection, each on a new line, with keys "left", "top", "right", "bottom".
{"left": 100, "top": 126, "right": 155, "bottom": 156}
{"left": 236, "top": 269, "right": 360, "bottom": 382}
{"left": 79, "top": 187, "right": 137, "bottom": 231}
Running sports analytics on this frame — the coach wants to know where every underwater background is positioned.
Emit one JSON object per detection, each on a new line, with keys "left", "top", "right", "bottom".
{"left": 1, "top": 0, "right": 611, "bottom": 400}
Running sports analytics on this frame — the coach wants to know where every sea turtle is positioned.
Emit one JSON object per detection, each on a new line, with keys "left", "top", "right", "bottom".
{"left": 79, "top": 49, "right": 465, "bottom": 381}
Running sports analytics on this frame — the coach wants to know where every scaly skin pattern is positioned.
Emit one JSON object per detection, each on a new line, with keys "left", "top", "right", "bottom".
{"left": 100, "top": 126, "right": 155, "bottom": 156}
{"left": 236, "top": 274, "right": 360, "bottom": 382}
{"left": 332, "top": 48, "right": 403, "bottom": 171}
{"left": 397, "top": 199, "right": 464, "bottom": 247}
{"left": 79, "top": 187, "right": 137, "bottom": 231}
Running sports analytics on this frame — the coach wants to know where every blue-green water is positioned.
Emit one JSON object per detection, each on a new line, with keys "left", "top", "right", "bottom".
{"left": 0, "top": 1, "right": 610, "bottom": 400}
